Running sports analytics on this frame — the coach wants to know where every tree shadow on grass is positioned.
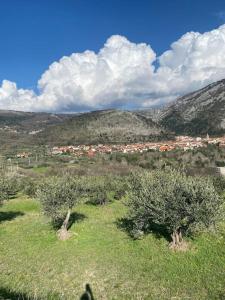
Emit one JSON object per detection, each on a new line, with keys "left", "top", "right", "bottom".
{"left": 80, "top": 284, "right": 95, "bottom": 300}
{"left": 116, "top": 217, "right": 171, "bottom": 241}
{"left": 0, "top": 287, "right": 60, "bottom": 300}
{"left": 0, "top": 211, "right": 24, "bottom": 224}
{"left": 52, "top": 212, "right": 87, "bottom": 230}
{"left": 68, "top": 212, "right": 87, "bottom": 230}
{"left": 115, "top": 217, "right": 135, "bottom": 237}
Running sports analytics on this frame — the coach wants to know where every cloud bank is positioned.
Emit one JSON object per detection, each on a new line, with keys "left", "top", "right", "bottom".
{"left": 1, "top": 25, "right": 225, "bottom": 112}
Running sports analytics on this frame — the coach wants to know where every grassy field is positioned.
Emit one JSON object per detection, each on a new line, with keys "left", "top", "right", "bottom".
{"left": 0, "top": 195, "right": 225, "bottom": 299}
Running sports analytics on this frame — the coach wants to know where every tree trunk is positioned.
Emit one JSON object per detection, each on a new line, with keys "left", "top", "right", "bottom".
{"left": 171, "top": 229, "right": 183, "bottom": 248}
{"left": 57, "top": 209, "right": 72, "bottom": 240}
{"left": 61, "top": 208, "right": 71, "bottom": 230}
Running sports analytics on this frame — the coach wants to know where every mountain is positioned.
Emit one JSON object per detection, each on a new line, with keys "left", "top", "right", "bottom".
{"left": 0, "top": 110, "right": 71, "bottom": 133}
{"left": 134, "top": 108, "right": 162, "bottom": 122}
{"left": 36, "top": 109, "right": 170, "bottom": 146}
{"left": 2, "top": 77, "right": 225, "bottom": 152}
{"left": 158, "top": 79, "right": 225, "bottom": 136}
{"left": 0, "top": 109, "right": 171, "bottom": 153}
{"left": 0, "top": 110, "right": 71, "bottom": 153}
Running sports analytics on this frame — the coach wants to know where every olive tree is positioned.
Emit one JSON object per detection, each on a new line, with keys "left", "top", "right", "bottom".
{"left": 128, "top": 169, "right": 223, "bottom": 250}
{"left": 86, "top": 175, "right": 128, "bottom": 205}
{"left": 0, "top": 174, "right": 19, "bottom": 205}
{"left": 0, "top": 178, "right": 8, "bottom": 206}
{"left": 36, "top": 176, "right": 84, "bottom": 240}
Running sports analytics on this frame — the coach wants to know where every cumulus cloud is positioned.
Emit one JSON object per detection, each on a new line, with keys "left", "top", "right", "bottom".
{"left": 0, "top": 80, "right": 36, "bottom": 111}
{"left": 1, "top": 25, "right": 225, "bottom": 112}
{"left": 37, "top": 35, "right": 156, "bottom": 111}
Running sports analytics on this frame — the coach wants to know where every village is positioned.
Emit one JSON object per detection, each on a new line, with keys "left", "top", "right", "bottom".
{"left": 44, "top": 135, "right": 225, "bottom": 158}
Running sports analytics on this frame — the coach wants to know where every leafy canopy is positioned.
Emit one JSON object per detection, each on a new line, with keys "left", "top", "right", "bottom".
{"left": 128, "top": 169, "right": 223, "bottom": 238}
{"left": 37, "top": 176, "right": 85, "bottom": 225}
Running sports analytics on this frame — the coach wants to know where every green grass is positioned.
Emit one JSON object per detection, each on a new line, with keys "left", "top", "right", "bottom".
{"left": 32, "top": 166, "right": 49, "bottom": 174}
{"left": 0, "top": 196, "right": 225, "bottom": 299}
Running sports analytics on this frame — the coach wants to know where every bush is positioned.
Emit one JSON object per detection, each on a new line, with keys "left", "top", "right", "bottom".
{"left": 211, "top": 175, "right": 225, "bottom": 195}
{"left": 128, "top": 169, "right": 223, "bottom": 249}
{"left": 22, "top": 178, "right": 39, "bottom": 197}
{"left": 86, "top": 175, "right": 128, "bottom": 205}
{"left": 86, "top": 176, "right": 113, "bottom": 205}
{"left": 0, "top": 174, "right": 19, "bottom": 205}
{"left": 112, "top": 176, "right": 129, "bottom": 200}
{"left": 36, "top": 176, "right": 85, "bottom": 240}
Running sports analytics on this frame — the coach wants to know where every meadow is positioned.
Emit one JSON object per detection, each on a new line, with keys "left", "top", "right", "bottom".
{"left": 1, "top": 193, "right": 225, "bottom": 299}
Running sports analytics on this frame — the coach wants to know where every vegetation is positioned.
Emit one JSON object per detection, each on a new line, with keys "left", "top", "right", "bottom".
{"left": 159, "top": 78, "right": 225, "bottom": 136}
{"left": 0, "top": 109, "right": 172, "bottom": 154}
{"left": 211, "top": 175, "right": 225, "bottom": 195}
{"left": 0, "top": 173, "right": 18, "bottom": 205}
{"left": 37, "top": 176, "right": 85, "bottom": 240}
{"left": 1, "top": 146, "right": 225, "bottom": 298}
{"left": 127, "top": 169, "right": 223, "bottom": 250}
{"left": 37, "top": 109, "right": 170, "bottom": 146}
{"left": 86, "top": 175, "right": 128, "bottom": 205}
{"left": 1, "top": 195, "right": 225, "bottom": 299}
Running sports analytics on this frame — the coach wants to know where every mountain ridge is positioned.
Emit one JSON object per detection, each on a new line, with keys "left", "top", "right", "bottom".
{"left": 0, "top": 109, "right": 171, "bottom": 153}
{"left": 158, "top": 78, "right": 225, "bottom": 136}
{"left": 1, "top": 78, "right": 225, "bottom": 153}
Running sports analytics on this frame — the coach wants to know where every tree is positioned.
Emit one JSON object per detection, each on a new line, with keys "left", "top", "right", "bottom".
{"left": 86, "top": 176, "right": 111, "bottom": 205}
{"left": 211, "top": 175, "right": 225, "bottom": 195}
{"left": 128, "top": 169, "right": 223, "bottom": 250}
{"left": 36, "top": 176, "right": 84, "bottom": 240}
{"left": 0, "top": 173, "right": 19, "bottom": 206}
{"left": 86, "top": 175, "right": 128, "bottom": 205}
{"left": 0, "top": 178, "right": 8, "bottom": 206}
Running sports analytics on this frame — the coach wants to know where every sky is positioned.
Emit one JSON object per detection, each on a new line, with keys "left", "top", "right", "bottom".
{"left": 1, "top": 0, "right": 225, "bottom": 112}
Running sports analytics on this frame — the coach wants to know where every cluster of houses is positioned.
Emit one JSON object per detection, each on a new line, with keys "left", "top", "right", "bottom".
{"left": 50, "top": 135, "right": 225, "bottom": 157}
{"left": 16, "top": 152, "right": 31, "bottom": 158}
{"left": 15, "top": 135, "right": 225, "bottom": 159}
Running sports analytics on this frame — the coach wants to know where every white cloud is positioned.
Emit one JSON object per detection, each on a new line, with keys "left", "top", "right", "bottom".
{"left": 156, "top": 25, "right": 225, "bottom": 97}
{"left": 37, "top": 35, "right": 156, "bottom": 111}
{"left": 0, "top": 80, "right": 36, "bottom": 111}
{"left": 1, "top": 26, "right": 225, "bottom": 112}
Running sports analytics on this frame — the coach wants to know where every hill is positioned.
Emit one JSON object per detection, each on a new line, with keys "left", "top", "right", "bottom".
{"left": 0, "top": 109, "right": 171, "bottom": 153}
{"left": 36, "top": 109, "right": 169, "bottom": 146}
{"left": 158, "top": 79, "right": 225, "bottom": 136}
{"left": 0, "top": 110, "right": 71, "bottom": 133}
{"left": 0, "top": 110, "right": 71, "bottom": 153}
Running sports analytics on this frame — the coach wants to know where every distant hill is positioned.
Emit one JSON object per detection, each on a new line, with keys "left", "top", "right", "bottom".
{"left": 158, "top": 79, "right": 225, "bottom": 136}
{"left": 2, "top": 77, "right": 225, "bottom": 153}
{"left": 36, "top": 109, "right": 170, "bottom": 146}
{"left": 0, "top": 109, "right": 171, "bottom": 153}
{"left": 0, "top": 110, "right": 71, "bottom": 132}
{"left": 134, "top": 108, "right": 162, "bottom": 122}
{"left": 0, "top": 110, "right": 71, "bottom": 153}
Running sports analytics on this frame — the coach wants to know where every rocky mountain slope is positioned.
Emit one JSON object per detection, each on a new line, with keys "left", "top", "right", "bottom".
{"left": 3, "top": 77, "right": 225, "bottom": 152}
{"left": 159, "top": 79, "right": 225, "bottom": 136}
{"left": 0, "top": 110, "right": 71, "bottom": 134}
{"left": 36, "top": 109, "right": 169, "bottom": 146}
{"left": 0, "top": 110, "right": 71, "bottom": 153}
{"left": 0, "top": 109, "right": 171, "bottom": 153}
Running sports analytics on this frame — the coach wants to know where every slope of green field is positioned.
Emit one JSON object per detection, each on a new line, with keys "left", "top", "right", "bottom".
{"left": 0, "top": 196, "right": 225, "bottom": 299}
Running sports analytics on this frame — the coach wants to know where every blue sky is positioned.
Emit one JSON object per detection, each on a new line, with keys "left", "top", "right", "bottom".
{"left": 0, "top": 0, "right": 224, "bottom": 90}
{"left": 1, "top": 0, "right": 225, "bottom": 112}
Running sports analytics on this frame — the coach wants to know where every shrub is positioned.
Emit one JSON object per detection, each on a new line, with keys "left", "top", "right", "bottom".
{"left": 36, "top": 176, "right": 85, "bottom": 240}
{"left": 22, "top": 178, "right": 39, "bottom": 197}
{"left": 112, "top": 176, "right": 129, "bottom": 200}
{"left": 86, "top": 176, "right": 113, "bottom": 205}
{"left": 211, "top": 175, "right": 225, "bottom": 195}
{"left": 128, "top": 169, "right": 223, "bottom": 250}
{"left": 86, "top": 175, "right": 128, "bottom": 205}
{"left": 0, "top": 178, "right": 8, "bottom": 205}
{"left": 0, "top": 174, "right": 19, "bottom": 205}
